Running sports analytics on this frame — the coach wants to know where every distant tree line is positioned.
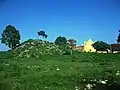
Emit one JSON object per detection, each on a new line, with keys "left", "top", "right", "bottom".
{"left": 0, "top": 25, "right": 120, "bottom": 53}
{"left": 92, "top": 41, "right": 110, "bottom": 53}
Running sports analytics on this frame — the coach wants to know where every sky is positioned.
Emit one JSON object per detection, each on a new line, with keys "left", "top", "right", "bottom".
{"left": 0, "top": 0, "right": 120, "bottom": 51}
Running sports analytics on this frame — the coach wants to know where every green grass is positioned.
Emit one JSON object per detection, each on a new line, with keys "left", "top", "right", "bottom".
{"left": 0, "top": 51, "right": 120, "bottom": 90}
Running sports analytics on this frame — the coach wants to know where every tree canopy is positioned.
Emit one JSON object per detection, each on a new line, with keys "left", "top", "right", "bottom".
{"left": 1, "top": 25, "right": 21, "bottom": 49}
{"left": 54, "top": 36, "right": 72, "bottom": 55}
{"left": 37, "top": 30, "right": 48, "bottom": 38}
{"left": 92, "top": 41, "right": 110, "bottom": 51}
{"left": 54, "top": 36, "right": 67, "bottom": 45}
{"left": 68, "top": 39, "right": 77, "bottom": 48}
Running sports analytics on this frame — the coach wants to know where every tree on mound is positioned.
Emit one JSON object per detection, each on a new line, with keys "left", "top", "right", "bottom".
{"left": 55, "top": 36, "right": 67, "bottom": 45}
{"left": 92, "top": 41, "right": 110, "bottom": 53}
{"left": 1, "top": 25, "right": 21, "bottom": 49}
{"left": 68, "top": 39, "right": 77, "bottom": 49}
{"left": 55, "top": 36, "right": 72, "bottom": 55}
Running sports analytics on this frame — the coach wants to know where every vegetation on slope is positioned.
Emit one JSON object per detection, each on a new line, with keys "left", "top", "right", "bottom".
{"left": 0, "top": 51, "right": 120, "bottom": 90}
{"left": 12, "top": 39, "right": 65, "bottom": 58}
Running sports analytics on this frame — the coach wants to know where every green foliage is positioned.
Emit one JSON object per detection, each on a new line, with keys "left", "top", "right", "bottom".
{"left": 12, "top": 39, "right": 64, "bottom": 58}
{"left": 54, "top": 36, "right": 71, "bottom": 55}
{"left": 93, "top": 41, "right": 110, "bottom": 51}
{"left": 37, "top": 30, "right": 48, "bottom": 38}
{"left": 54, "top": 36, "right": 67, "bottom": 45}
{"left": 0, "top": 52, "right": 120, "bottom": 90}
{"left": 63, "top": 48, "right": 72, "bottom": 55}
{"left": 0, "top": 51, "right": 13, "bottom": 60}
{"left": 1, "top": 25, "right": 20, "bottom": 49}
{"left": 68, "top": 39, "right": 77, "bottom": 48}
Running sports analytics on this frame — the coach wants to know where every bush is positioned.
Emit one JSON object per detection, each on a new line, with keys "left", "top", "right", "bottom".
{"left": 63, "top": 49, "right": 71, "bottom": 55}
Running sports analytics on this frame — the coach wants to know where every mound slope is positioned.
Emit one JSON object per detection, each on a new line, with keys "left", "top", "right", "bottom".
{"left": 13, "top": 39, "right": 64, "bottom": 58}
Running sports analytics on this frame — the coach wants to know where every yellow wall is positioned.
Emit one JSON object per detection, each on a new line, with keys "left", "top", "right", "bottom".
{"left": 83, "top": 39, "right": 96, "bottom": 52}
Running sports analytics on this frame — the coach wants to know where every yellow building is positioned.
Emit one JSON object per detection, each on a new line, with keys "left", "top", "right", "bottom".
{"left": 83, "top": 39, "right": 96, "bottom": 52}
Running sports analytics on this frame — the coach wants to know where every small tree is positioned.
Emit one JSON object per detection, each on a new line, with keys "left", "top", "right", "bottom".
{"left": 37, "top": 30, "right": 48, "bottom": 38}
{"left": 117, "top": 34, "right": 120, "bottom": 43}
{"left": 55, "top": 36, "right": 72, "bottom": 55}
{"left": 117, "top": 30, "right": 120, "bottom": 43}
{"left": 54, "top": 36, "right": 67, "bottom": 45}
{"left": 68, "top": 39, "right": 77, "bottom": 49}
{"left": 1, "top": 25, "right": 20, "bottom": 49}
{"left": 92, "top": 41, "right": 110, "bottom": 52}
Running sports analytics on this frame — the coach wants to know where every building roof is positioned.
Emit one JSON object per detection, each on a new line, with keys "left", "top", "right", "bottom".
{"left": 84, "top": 39, "right": 95, "bottom": 44}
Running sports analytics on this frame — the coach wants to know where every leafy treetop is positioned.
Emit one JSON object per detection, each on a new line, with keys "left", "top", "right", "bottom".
{"left": 92, "top": 41, "right": 110, "bottom": 51}
{"left": 68, "top": 39, "right": 77, "bottom": 48}
{"left": 117, "top": 30, "right": 120, "bottom": 43}
{"left": 1, "top": 25, "right": 20, "bottom": 49}
{"left": 54, "top": 36, "right": 67, "bottom": 45}
{"left": 37, "top": 30, "right": 48, "bottom": 38}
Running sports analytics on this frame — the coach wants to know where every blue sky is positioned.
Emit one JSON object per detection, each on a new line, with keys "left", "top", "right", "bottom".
{"left": 0, "top": 0, "right": 120, "bottom": 51}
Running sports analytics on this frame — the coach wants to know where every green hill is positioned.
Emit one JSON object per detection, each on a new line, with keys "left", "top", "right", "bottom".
{"left": 0, "top": 41, "right": 120, "bottom": 90}
{"left": 13, "top": 39, "right": 65, "bottom": 58}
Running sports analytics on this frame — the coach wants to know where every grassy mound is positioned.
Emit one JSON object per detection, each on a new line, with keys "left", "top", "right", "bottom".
{"left": 13, "top": 39, "right": 64, "bottom": 58}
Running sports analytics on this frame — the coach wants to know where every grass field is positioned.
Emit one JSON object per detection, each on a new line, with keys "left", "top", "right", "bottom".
{"left": 0, "top": 51, "right": 120, "bottom": 90}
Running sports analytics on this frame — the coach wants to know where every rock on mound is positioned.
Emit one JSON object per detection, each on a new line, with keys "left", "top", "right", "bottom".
{"left": 13, "top": 39, "right": 64, "bottom": 58}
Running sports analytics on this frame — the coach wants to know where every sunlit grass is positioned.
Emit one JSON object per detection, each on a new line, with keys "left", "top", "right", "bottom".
{"left": 0, "top": 52, "right": 120, "bottom": 90}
